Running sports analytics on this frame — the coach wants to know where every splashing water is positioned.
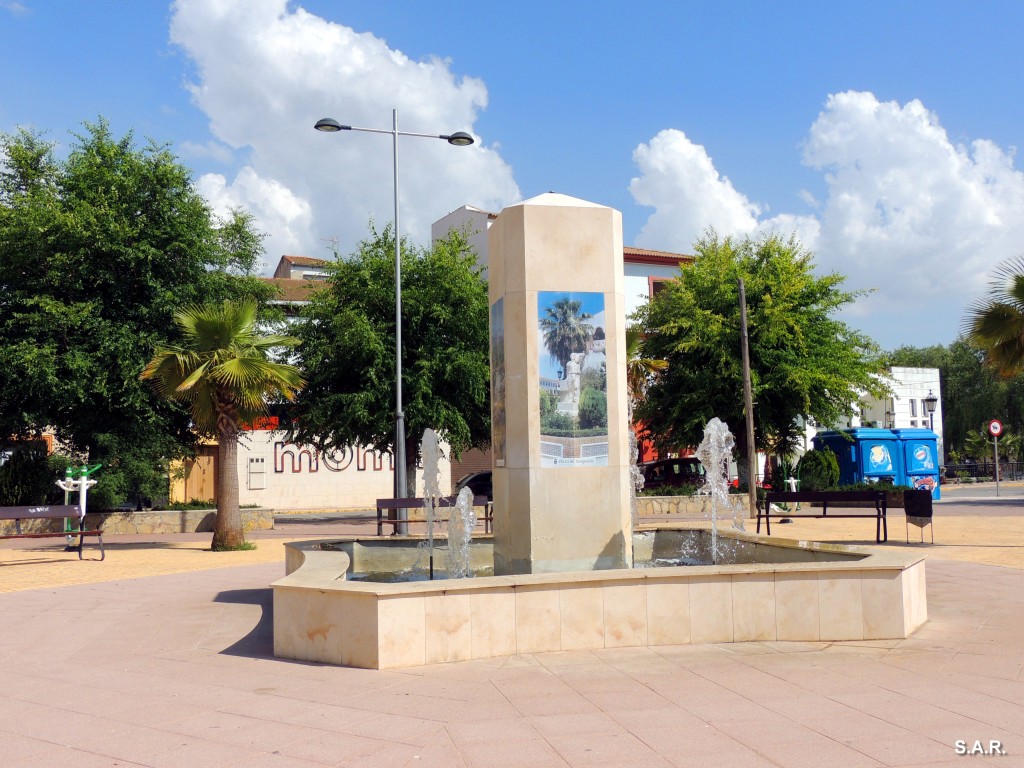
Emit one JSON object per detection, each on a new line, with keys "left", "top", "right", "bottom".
{"left": 420, "top": 428, "right": 444, "bottom": 579}
{"left": 694, "top": 418, "right": 743, "bottom": 562}
{"left": 627, "top": 400, "right": 645, "bottom": 527}
{"left": 445, "top": 487, "right": 477, "bottom": 578}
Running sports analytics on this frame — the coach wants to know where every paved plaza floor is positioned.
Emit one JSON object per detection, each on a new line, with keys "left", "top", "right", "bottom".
{"left": 1, "top": 494, "right": 1023, "bottom": 767}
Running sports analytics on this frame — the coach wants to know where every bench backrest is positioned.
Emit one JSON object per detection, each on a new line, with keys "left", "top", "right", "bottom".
{"left": 376, "top": 496, "right": 489, "bottom": 510}
{"left": 764, "top": 491, "right": 885, "bottom": 503}
{"left": 0, "top": 505, "right": 81, "bottom": 521}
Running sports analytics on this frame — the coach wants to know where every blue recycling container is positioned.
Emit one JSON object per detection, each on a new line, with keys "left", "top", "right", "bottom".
{"left": 891, "top": 428, "right": 941, "bottom": 500}
{"left": 812, "top": 428, "right": 902, "bottom": 486}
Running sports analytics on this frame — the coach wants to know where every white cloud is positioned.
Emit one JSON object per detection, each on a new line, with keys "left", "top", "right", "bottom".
{"left": 196, "top": 168, "right": 313, "bottom": 270}
{"left": 169, "top": 0, "right": 519, "bottom": 269}
{"left": 629, "top": 129, "right": 761, "bottom": 248}
{"left": 0, "top": 1, "right": 28, "bottom": 16}
{"left": 178, "top": 139, "right": 235, "bottom": 165}
{"left": 629, "top": 91, "right": 1024, "bottom": 347}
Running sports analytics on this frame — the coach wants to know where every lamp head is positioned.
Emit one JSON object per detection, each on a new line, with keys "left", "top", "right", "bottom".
{"left": 314, "top": 118, "right": 347, "bottom": 133}
{"left": 445, "top": 131, "right": 474, "bottom": 147}
{"left": 923, "top": 390, "right": 938, "bottom": 414}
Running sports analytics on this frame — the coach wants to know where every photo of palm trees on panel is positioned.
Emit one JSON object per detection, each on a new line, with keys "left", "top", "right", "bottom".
{"left": 538, "top": 291, "right": 608, "bottom": 467}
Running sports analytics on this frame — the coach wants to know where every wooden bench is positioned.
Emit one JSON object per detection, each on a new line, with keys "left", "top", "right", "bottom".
{"left": 757, "top": 490, "right": 888, "bottom": 543}
{"left": 375, "top": 496, "right": 492, "bottom": 536}
{"left": 0, "top": 505, "right": 105, "bottom": 560}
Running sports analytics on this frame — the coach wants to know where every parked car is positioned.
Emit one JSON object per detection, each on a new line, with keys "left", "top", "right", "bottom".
{"left": 640, "top": 458, "right": 706, "bottom": 490}
{"left": 453, "top": 470, "right": 493, "bottom": 502}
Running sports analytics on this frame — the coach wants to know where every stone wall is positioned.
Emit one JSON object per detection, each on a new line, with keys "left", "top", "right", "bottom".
{"left": 634, "top": 495, "right": 718, "bottom": 519}
{"left": 1, "top": 508, "right": 274, "bottom": 536}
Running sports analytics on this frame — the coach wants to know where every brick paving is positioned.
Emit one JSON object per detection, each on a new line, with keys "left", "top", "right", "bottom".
{"left": 0, "top": 497, "right": 1022, "bottom": 767}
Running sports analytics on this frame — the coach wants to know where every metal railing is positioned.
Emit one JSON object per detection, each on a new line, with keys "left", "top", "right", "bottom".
{"left": 944, "top": 461, "right": 1024, "bottom": 481}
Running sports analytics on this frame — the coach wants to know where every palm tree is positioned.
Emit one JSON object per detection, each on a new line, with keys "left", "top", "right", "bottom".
{"left": 625, "top": 326, "right": 668, "bottom": 404}
{"left": 141, "top": 300, "right": 304, "bottom": 549}
{"left": 539, "top": 297, "right": 592, "bottom": 379}
{"left": 967, "top": 426, "right": 1020, "bottom": 462}
{"left": 964, "top": 256, "right": 1024, "bottom": 376}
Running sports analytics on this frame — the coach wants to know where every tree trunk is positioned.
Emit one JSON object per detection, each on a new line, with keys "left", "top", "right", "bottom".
{"left": 213, "top": 432, "right": 244, "bottom": 549}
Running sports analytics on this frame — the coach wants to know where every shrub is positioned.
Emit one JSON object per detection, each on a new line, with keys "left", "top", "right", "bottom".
{"left": 167, "top": 499, "right": 217, "bottom": 511}
{"left": 834, "top": 481, "right": 911, "bottom": 492}
{"left": 578, "top": 387, "right": 607, "bottom": 429}
{"left": 541, "top": 409, "right": 575, "bottom": 432}
{"left": 0, "top": 446, "right": 72, "bottom": 505}
{"left": 797, "top": 449, "right": 839, "bottom": 491}
{"left": 539, "top": 390, "right": 558, "bottom": 421}
{"left": 638, "top": 483, "right": 701, "bottom": 497}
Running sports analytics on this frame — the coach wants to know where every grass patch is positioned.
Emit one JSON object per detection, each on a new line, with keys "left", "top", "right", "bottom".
{"left": 212, "top": 540, "right": 257, "bottom": 552}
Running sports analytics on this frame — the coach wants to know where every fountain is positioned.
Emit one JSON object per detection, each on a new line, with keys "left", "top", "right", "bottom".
{"left": 694, "top": 417, "right": 746, "bottom": 561}
{"left": 272, "top": 193, "right": 927, "bottom": 669}
{"left": 420, "top": 428, "right": 443, "bottom": 579}
{"left": 445, "top": 487, "right": 476, "bottom": 578}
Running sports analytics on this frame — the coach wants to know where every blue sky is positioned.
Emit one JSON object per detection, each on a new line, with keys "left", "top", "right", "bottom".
{"left": 3, "top": 0, "right": 1023, "bottom": 349}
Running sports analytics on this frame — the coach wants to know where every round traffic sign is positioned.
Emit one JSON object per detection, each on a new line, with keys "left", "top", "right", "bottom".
{"left": 990, "top": 419, "right": 1003, "bottom": 437}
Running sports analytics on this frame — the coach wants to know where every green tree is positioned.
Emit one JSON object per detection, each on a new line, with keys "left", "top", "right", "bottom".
{"left": 889, "top": 339, "right": 1013, "bottom": 458}
{"left": 0, "top": 119, "right": 273, "bottom": 508}
{"left": 539, "top": 297, "right": 593, "bottom": 379}
{"left": 964, "top": 256, "right": 1024, "bottom": 376}
{"left": 141, "top": 301, "right": 303, "bottom": 549}
{"left": 635, "top": 231, "right": 887, "bottom": 473}
{"left": 286, "top": 226, "right": 490, "bottom": 494}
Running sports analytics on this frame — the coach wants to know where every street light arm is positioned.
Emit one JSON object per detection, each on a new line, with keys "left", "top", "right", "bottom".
{"left": 315, "top": 118, "right": 474, "bottom": 145}
{"left": 312, "top": 109, "right": 473, "bottom": 531}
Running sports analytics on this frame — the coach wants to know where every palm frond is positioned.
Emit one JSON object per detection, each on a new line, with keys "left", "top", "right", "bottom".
{"left": 142, "top": 300, "right": 305, "bottom": 435}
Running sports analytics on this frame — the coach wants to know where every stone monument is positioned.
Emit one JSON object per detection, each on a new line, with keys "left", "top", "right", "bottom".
{"left": 488, "top": 193, "right": 632, "bottom": 574}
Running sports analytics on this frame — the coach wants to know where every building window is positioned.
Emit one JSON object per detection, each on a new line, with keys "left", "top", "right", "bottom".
{"left": 910, "top": 400, "right": 917, "bottom": 417}
{"left": 648, "top": 277, "right": 671, "bottom": 297}
{"left": 910, "top": 420, "right": 917, "bottom": 427}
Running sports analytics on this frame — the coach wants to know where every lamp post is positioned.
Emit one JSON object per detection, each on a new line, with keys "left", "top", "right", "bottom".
{"left": 314, "top": 111, "right": 473, "bottom": 532}
{"left": 923, "top": 389, "right": 938, "bottom": 432}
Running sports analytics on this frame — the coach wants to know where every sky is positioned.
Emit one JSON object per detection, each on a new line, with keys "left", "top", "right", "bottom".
{"left": 2, "top": 0, "right": 1024, "bottom": 350}
{"left": 538, "top": 291, "right": 606, "bottom": 381}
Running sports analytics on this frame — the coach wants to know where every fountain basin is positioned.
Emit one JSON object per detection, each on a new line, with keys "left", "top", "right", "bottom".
{"left": 273, "top": 527, "right": 926, "bottom": 669}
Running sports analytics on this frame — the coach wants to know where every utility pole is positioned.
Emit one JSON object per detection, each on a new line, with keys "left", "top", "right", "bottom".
{"left": 738, "top": 279, "right": 757, "bottom": 519}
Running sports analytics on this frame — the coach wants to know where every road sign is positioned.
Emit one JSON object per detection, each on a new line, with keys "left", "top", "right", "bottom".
{"left": 989, "top": 419, "right": 1003, "bottom": 437}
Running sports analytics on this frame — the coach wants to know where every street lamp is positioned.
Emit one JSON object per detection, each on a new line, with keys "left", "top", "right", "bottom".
{"left": 314, "top": 111, "right": 474, "bottom": 532}
{"left": 923, "top": 389, "right": 938, "bottom": 431}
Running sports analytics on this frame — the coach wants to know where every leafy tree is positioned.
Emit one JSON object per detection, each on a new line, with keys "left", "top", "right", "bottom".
{"left": 141, "top": 301, "right": 303, "bottom": 549}
{"left": 0, "top": 119, "right": 273, "bottom": 507}
{"left": 964, "top": 256, "right": 1024, "bottom": 376}
{"left": 635, "top": 231, "right": 887, "bottom": 475}
{"left": 286, "top": 226, "right": 490, "bottom": 495}
{"left": 539, "top": 297, "right": 593, "bottom": 379}
{"left": 889, "top": 339, "right": 1011, "bottom": 458}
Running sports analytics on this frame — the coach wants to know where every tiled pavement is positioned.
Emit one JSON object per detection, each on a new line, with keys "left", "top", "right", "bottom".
{"left": 1, "top": 499, "right": 1022, "bottom": 767}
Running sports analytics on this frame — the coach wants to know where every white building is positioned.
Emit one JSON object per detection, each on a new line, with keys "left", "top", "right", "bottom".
{"left": 432, "top": 205, "right": 690, "bottom": 322}
{"left": 862, "top": 366, "right": 944, "bottom": 457}
{"left": 798, "top": 366, "right": 944, "bottom": 463}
